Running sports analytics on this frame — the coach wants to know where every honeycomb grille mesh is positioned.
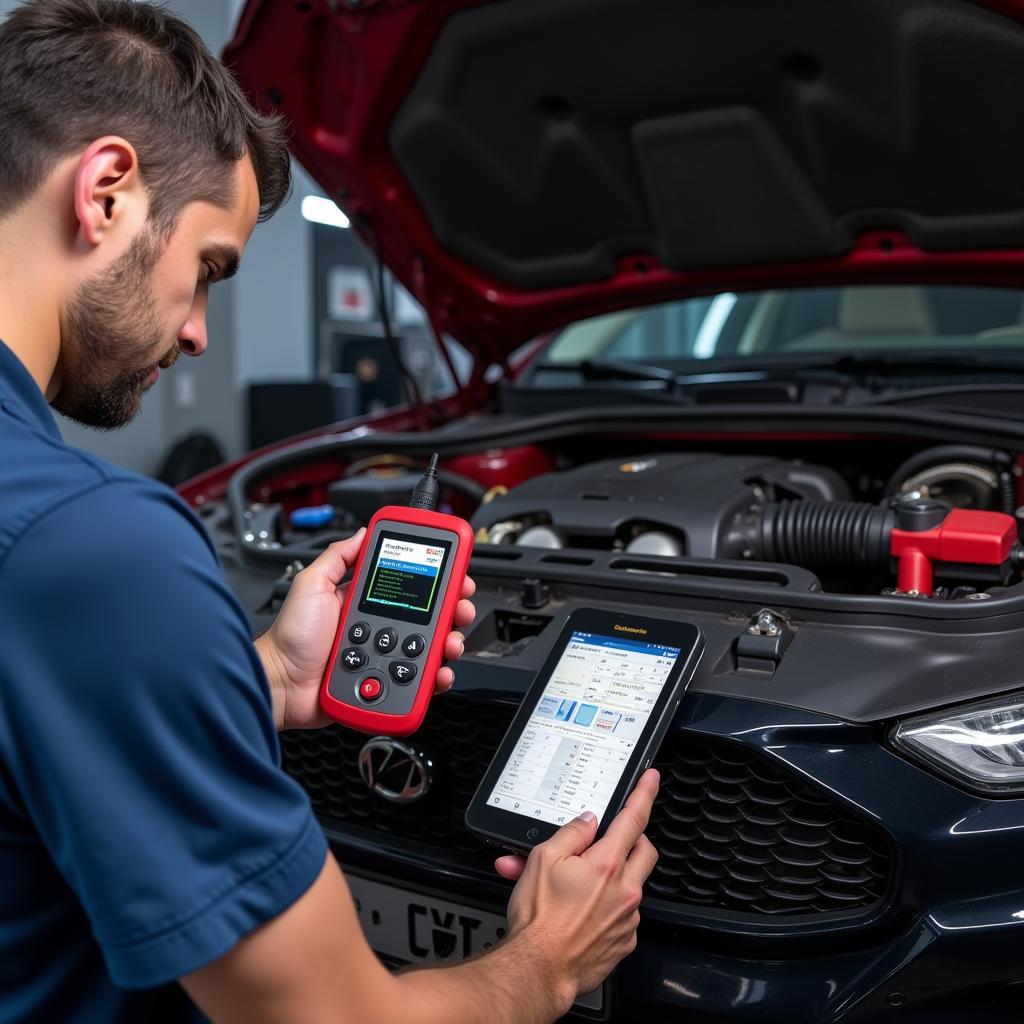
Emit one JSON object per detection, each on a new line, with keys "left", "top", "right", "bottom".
{"left": 281, "top": 695, "right": 893, "bottom": 918}
{"left": 646, "top": 737, "right": 891, "bottom": 915}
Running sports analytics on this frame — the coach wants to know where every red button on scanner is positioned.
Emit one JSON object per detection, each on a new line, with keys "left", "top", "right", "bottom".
{"left": 359, "top": 677, "right": 383, "bottom": 702}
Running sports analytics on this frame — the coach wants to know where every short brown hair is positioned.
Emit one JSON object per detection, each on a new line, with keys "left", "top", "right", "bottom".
{"left": 0, "top": 0, "right": 290, "bottom": 231}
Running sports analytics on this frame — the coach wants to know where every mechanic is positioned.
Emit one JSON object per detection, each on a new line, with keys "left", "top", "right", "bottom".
{"left": 0, "top": 2, "right": 661, "bottom": 1022}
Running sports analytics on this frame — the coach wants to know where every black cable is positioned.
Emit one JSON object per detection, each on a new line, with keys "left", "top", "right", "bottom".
{"left": 999, "top": 471, "right": 1018, "bottom": 516}
{"left": 362, "top": 217, "right": 423, "bottom": 414}
{"left": 409, "top": 453, "right": 440, "bottom": 511}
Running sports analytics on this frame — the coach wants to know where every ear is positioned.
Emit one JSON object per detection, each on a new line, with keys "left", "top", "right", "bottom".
{"left": 73, "top": 136, "right": 141, "bottom": 248}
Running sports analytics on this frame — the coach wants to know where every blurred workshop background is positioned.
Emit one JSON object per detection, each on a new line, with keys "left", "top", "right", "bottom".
{"left": 0, "top": 0, "right": 461, "bottom": 483}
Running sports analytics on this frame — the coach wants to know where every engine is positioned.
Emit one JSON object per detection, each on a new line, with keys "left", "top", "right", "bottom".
{"left": 221, "top": 441, "right": 1024, "bottom": 601}
{"left": 471, "top": 453, "right": 850, "bottom": 559}
{"left": 471, "top": 452, "right": 1023, "bottom": 597}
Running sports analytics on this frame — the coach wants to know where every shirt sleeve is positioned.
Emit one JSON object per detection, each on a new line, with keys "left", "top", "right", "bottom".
{"left": 0, "top": 478, "right": 328, "bottom": 988}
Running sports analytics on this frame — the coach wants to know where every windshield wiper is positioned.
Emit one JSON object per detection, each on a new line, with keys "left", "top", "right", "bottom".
{"left": 530, "top": 352, "right": 1024, "bottom": 408}
{"left": 531, "top": 359, "right": 807, "bottom": 404}
{"left": 533, "top": 358, "right": 683, "bottom": 390}
{"left": 785, "top": 353, "right": 1024, "bottom": 380}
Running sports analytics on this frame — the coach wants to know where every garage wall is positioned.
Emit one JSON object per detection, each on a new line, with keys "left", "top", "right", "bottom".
{"left": 0, "top": 0, "right": 316, "bottom": 476}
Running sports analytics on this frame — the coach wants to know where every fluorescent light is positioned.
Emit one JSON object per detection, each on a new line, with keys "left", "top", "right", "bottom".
{"left": 693, "top": 292, "right": 737, "bottom": 358}
{"left": 301, "top": 195, "right": 350, "bottom": 229}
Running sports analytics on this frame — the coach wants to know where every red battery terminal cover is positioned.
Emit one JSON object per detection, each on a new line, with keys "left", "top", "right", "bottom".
{"left": 890, "top": 508, "right": 1017, "bottom": 595}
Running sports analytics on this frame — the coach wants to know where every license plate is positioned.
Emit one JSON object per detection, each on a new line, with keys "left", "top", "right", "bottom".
{"left": 345, "top": 871, "right": 606, "bottom": 1016}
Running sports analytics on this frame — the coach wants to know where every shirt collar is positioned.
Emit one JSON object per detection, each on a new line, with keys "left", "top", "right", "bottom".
{"left": 0, "top": 339, "right": 63, "bottom": 443}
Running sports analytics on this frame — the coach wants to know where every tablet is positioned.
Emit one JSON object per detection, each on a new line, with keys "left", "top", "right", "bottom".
{"left": 465, "top": 609, "right": 703, "bottom": 851}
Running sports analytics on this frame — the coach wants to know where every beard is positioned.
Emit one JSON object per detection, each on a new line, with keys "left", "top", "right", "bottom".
{"left": 52, "top": 228, "right": 181, "bottom": 430}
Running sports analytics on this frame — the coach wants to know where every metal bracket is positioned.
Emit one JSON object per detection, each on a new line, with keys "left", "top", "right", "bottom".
{"left": 735, "top": 608, "right": 793, "bottom": 675}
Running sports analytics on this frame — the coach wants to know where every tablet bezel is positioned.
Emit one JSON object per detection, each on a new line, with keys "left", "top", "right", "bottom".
{"left": 465, "top": 608, "right": 703, "bottom": 852}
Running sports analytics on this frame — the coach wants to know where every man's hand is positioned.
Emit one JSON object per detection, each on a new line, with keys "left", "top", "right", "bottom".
{"left": 182, "top": 776, "right": 659, "bottom": 1024}
{"left": 496, "top": 769, "right": 661, "bottom": 1008}
{"left": 255, "top": 528, "right": 477, "bottom": 731}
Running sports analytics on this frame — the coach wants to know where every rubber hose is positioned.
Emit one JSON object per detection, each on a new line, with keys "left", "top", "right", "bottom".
{"left": 999, "top": 471, "right": 1017, "bottom": 516}
{"left": 884, "top": 445, "right": 1013, "bottom": 497}
{"left": 761, "top": 501, "right": 894, "bottom": 571}
{"left": 435, "top": 469, "right": 489, "bottom": 504}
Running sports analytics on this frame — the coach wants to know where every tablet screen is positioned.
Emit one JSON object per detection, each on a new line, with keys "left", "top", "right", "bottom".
{"left": 484, "top": 630, "right": 681, "bottom": 826}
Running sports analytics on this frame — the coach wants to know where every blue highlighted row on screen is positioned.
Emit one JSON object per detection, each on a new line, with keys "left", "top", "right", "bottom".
{"left": 570, "top": 631, "right": 680, "bottom": 659}
{"left": 378, "top": 558, "right": 439, "bottom": 577}
{"left": 367, "top": 598, "right": 423, "bottom": 610}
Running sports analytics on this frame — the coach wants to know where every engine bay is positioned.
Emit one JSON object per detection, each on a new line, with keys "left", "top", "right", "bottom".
{"left": 206, "top": 432, "right": 1024, "bottom": 602}
{"left": 189, "top": 412, "right": 1024, "bottom": 724}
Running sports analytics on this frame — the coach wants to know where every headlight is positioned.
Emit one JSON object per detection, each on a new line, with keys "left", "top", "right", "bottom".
{"left": 891, "top": 692, "right": 1024, "bottom": 796}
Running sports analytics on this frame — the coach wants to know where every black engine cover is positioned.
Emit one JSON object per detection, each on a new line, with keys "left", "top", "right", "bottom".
{"left": 472, "top": 453, "right": 849, "bottom": 557}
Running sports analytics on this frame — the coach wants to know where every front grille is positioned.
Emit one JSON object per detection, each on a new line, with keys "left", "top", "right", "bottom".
{"left": 646, "top": 738, "right": 892, "bottom": 916}
{"left": 282, "top": 694, "right": 894, "bottom": 919}
{"left": 282, "top": 695, "right": 513, "bottom": 862}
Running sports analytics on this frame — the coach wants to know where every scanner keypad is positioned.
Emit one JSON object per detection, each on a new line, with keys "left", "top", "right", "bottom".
{"left": 339, "top": 627, "right": 430, "bottom": 704}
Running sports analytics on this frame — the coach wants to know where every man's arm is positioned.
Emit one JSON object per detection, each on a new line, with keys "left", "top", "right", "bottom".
{"left": 181, "top": 770, "right": 662, "bottom": 1024}
{"left": 182, "top": 856, "right": 571, "bottom": 1024}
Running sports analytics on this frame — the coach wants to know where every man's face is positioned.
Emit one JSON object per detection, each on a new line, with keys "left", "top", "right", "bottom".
{"left": 52, "top": 157, "right": 260, "bottom": 429}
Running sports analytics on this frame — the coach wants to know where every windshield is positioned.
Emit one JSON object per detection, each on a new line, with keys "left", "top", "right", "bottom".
{"left": 540, "top": 285, "right": 1024, "bottom": 369}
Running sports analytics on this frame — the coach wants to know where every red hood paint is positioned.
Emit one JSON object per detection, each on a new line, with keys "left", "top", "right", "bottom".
{"left": 224, "top": 0, "right": 1024, "bottom": 370}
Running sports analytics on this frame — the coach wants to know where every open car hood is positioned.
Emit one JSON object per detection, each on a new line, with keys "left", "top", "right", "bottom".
{"left": 225, "top": 0, "right": 1024, "bottom": 366}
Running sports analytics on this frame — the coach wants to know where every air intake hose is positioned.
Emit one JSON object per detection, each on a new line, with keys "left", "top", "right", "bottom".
{"left": 759, "top": 500, "right": 895, "bottom": 572}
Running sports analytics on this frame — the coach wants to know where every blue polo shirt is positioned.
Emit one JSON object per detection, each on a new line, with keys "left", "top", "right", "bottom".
{"left": 0, "top": 340, "right": 328, "bottom": 1022}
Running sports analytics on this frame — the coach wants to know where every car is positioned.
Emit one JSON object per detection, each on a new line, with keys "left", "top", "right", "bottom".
{"left": 180, "top": 1, "right": 1024, "bottom": 1020}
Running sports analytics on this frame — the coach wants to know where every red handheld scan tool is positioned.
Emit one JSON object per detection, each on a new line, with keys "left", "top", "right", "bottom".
{"left": 319, "top": 456, "right": 474, "bottom": 735}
